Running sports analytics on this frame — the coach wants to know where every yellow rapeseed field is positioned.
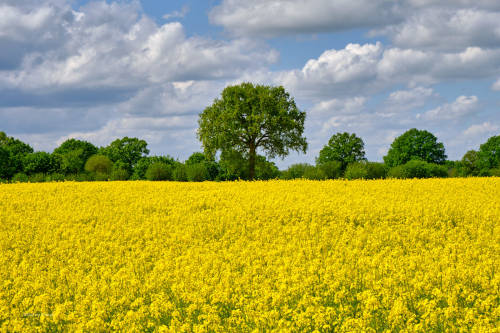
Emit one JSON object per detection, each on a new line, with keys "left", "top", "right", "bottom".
{"left": 0, "top": 179, "right": 499, "bottom": 332}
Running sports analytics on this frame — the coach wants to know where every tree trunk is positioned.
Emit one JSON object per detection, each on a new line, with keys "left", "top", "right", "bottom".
{"left": 249, "top": 145, "right": 256, "bottom": 180}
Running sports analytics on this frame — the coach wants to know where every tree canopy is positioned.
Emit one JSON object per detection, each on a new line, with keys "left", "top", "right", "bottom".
{"left": 197, "top": 82, "right": 307, "bottom": 180}
{"left": 316, "top": 132, "right": 366, "bottom": 170}
{"left": 100, "top": 137, "right": 149, "bottom": 173}
{"left": 477, "top": 135, "right": 500, "bottom": 173}
{"left": 384, "top": 128, "right": 446, "bottom": 167}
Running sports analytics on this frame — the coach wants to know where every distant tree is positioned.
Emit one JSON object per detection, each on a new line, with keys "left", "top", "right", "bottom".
{"left": 0, "top": 146, "right": 10, "bottom": 179}
{"left": 477, "top": 135, "right": 500, "bottom": 173}
{"left": 132, "top": 156, "right": 175, "bottom": 180}
{"left": 317, "top": 132, "right": 366, "bottom": 170}
{"left": 198, "top": 82, "right": 307, "bottom": 180}
{"left": 217, "top": 149, "right": 277, "bottom": 180}
{"left": 384, "top": 128, "right": 446, "bottom": 167}
{"left": 84, "top": 155, "right": 113, "bottom": 175}
{"left": 0, "top": 131, "right": 34, "bottom": 178}
{"left": 461, "top": 150, "right": 480, "bottom": 176}
{"left": 23, "top": 152, "right": 55, "bottom": 175}
{"left": 145, "top": 162, "right": 172, "bottom": 181}
{"left": 53, "top": 139, "right": 98, "bottom": 174}
{"left": 100, "top": 137, "right": 149, "bottom": 173}
{"left": 185, "top": 152, "right": 220, "bottom": 180}
{"left": 318, "top": 161, "right": 343, "bottom": 179}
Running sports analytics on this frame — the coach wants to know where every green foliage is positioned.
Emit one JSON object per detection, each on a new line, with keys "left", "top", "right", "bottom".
{"left": 100, "top": 137, "right": 149, "bottom": 173}
{"left": 172, "top": 163, "right": 188, "bottom": 181}
{"left": 145, "top": 162, "right": 172, "bottom": 181}
{"left": 185, "top": 152, "right": 207, "bottom": 166}
{"left": 45, "top": 173, "right": 65, "bottom": 182}
{"left": 0, "top": 131, "right": 34, "bottom": 178}
{"left": 23, "top": 152, "right": 55, "bottom": 175}
{"left": 53, "top": 139, "right": 98, "bottom": 174}
{"left": 344, "top": 162, "right": 369, "bottom": 180}
{"left": 186, "top": 163, "right": 210, "bottom": 182}
{"left": 387, "top": 160, "right": 448, "bottom": 179}
{"left": 384, "top": 129, "right": 447, "bottom": 167}
{"left": 317, "top": 132, "right": 366, "bottom": 170}
{"left": 302, "top": 165, "right": 327, "bottom": 180}
{"left": 0, "top": 145, "right": 10, "bottom": 179}
{"left": 198, "top": 82, "right": 307, "bottom": 180}
{"left": 317, "top": 161, "right": 343, "bottom": 179}
{"left": 280, "top": 163, "right": 313, "bottom": 180}
{"left": 12, "top": 172, "right": 28, "bottom": 183}
{"left": 490, "top": 168, "right": 500, "bottom": 177}
{"left": 84, "top": 155, "right": 113, "bottom": 175}
{"left": 132, "top": 156, "right": 175, "bottom": 180}
{"left": 366, "top": 162, "right": 387, "bottom": 179}
{"left": 477, "top": 135, "right": 500, "bottom": 172}
{"left": 461, "top": 150, "right": 479, "bottom": 176}
{"left": 111, "top": 168, "right": 129, "bottom": 181}
{"left": 28, "top": 173, "right": 46, "bottom": 183}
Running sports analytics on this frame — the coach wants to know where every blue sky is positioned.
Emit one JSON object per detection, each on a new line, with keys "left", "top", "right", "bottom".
{"left": 1, "top": 0, "right": 499, "bottom": 168}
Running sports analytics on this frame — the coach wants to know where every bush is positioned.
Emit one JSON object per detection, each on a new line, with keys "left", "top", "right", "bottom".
{"left": 145, "top": 162, "right": 172, "bottom": 181}
{"left": 94, "top": 173, "right": 109, "bottom": 181}
{"left": 12, "top": 173, "right": 28, "bottom": 183}
{"left": 344, "top": 162, "right": 369, "bottom": 180}
{"left": 490, "top": 168, "right": 500, "bottom": 177}
{"left": 318, "top": 161, "right": 343, "bottom": 179}
{"left": 280, "top": 163, "right": 312, "bottom": 179}
{"left": 186, "top": 163, "right": 209, "bottom": 182}
{"left": 45, "top": 173, "right": 65, "bottom": 182}
{"left": 303, "top": 166, "right": 327, "bottom": 180}
{"left": 172, "top": 163, "right": 188, "bottom": 181}
{"left": 111, "top": 168, "right": 129, "bottom": 181}
{"left": 366, "top": 162, "right": 386, "bottom": 179}
{"left": 85, "top": 155, "right": 113, "bottom": 175}
{"left": 387, "top": 160, "right": 448, "bottom": 179}
{"left": 28, "top": 173, "right": 46, "bottom": 183}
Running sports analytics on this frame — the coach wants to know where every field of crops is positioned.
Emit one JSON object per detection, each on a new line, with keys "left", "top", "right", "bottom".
{"left": 0, "top": 179, "right": 499, "bottom": 331}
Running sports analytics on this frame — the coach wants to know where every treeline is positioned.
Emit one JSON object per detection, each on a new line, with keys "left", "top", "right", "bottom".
{"left": 1, "top": 128, "right": 499, "bottom": 183}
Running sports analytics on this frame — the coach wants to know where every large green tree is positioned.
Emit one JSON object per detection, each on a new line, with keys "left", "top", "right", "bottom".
{"left": 477, "top": 135, "right": 500, "bottom": 173}
{"left": 0, "top": 131, "right": 34, "bottom": 178}
{"left": 316, "top": 132, "right": 366, "bottom": 170}
{"left": 384, "top": 128, "right": 446, "bottom": 167}
{"left": 197, "top": 83, "right": 307, "bottom": 180}
{"left": 53, "top": 138, "right": 98, "bottom": 174}
{"left": 100, "top": 137, "right": 149, "bottom": 174}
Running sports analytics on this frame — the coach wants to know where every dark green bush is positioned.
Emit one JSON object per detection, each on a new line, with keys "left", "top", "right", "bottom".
{"left": 186, "top": 163, "right": 209, "bottom": 182}
{"left": 344, "top": 162, "right": 369, "bottom": 180}
{"left": 490, "top": 168, "right": 500, "bottom": 177}
{"left": 145, "top": 162, "right": 172, "bottom": 181}
{"left": 111, "top": 168, "right": 129, "bottom": 181}
{"left": 12, "top": 173, "right": 28, "bottom": 183}
{"left": 45, "top": 173, "right": 65, "bottom": 182}
{"left": 365, "top": 162, "right": 386, "bottom": 179}
{"left": 302, "top": 166, "right": 327, "bottom": 180}
{"left": 280, "top": 163, "right": 312, "bottom": 179}
{"left": 387, "top": 160, "right": 448, "bottom": 179}
{"left": 318, "top": 161, "right": 343, "bottom": 179}
{"left": 85, "top": 154, "right": 113, "bottom": 174}
{"left": 172, "top": 163, "right": 188, "bottom": 181}
{"left": 28, "top": 173, "right": 46, "bottom": 183}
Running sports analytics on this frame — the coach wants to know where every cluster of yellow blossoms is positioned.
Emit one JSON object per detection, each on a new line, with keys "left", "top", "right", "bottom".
{"left": 0, "top": 178, "right": 499, "bottom": 332}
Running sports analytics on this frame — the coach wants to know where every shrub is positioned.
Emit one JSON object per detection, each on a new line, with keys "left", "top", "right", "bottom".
{"left": 303, "top": 166, "right": 327, "bottom": 180}
{"left": 172, "top": 163, "right": 188, "bottom": 181}
{"left": 318, "top": 161, "right": 343, "bottom": 179}
{"left": 28, "top": 173, "right": 46, "bottom": 183}
{"left": 45, "top": 173, "right": 65, "bottom": 182}
{"left": 85, "top": 155, "right": 113, "bottom": 175}
{"left": 387, "top": 160, "right": 448, "bottom": 179}
{"left": 490, "top": 168, "right": 500, "bottom": 177}
{"left": 145, "top": 162, "right": 172, "bottom": 181}
{"left": 280, "top": 163, "right": 312, "bottom": 179}
{"left": 12, "top": 173, "right": 28, "bottom": 183}
{"left": 111, "top": 168, "right": 129, "bottom": 181}
{"left": 387, "top": 165, "right": 406, "bottom": 179}
{"left": 366, "top": 162, "right": 386, "bottom": 179}
{"left": 344, "top": 162, "right": 369, "bottom": 180}
{"left": 186, "top": 163, "right": 209, "bottom": 182}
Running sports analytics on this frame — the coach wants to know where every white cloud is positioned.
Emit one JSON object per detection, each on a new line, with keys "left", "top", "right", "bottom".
{"left": 163, "top": 5, "right": 189, "bottom": 20}
{"left": 374, "top": 9, "right": 500, "bottom": 52}
{"left": 493, "top": 79, "right": 500, "bottom": 91}
{"left": 463, "top": 122, "right": 499, "bottom": 137}
{"left": 418, "top": 95, "right": 479, "bottom": 121}
{"left": 210, "top": 0, "right": 399, "bottom": 37}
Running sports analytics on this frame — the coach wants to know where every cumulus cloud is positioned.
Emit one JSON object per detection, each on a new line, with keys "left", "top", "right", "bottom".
{"left": 463, "top": 122, "right": 499, "bottom": 137}
{"left": 163, "top": 5, "right": 189, "bottom": 20}
{"left": 418, "top": 95, "right": 479, "bottom": 121}
{"left": 210, "top": 0, "right": 400, "bottom": 37}
{"left": 493, "top": 79, "right": 500, "bottom": 91}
